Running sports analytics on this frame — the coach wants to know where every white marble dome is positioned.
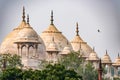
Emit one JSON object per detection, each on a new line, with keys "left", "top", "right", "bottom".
{"left": 0, "top": 9, "right": 46, "bottom": 57}
{"left": 87, "top": 48, "right": 99, "bottom": 61}
{"left": 40, "top": 11, "right": 72, "bottom": 51}
{"left": 15, "top": 16, "right": 46, "bottom": 59}
{"left": 16, "top": 24, "right": 39, "bottom": 43}
{"left": 70, "top": 23, "right": 92, "bottom": 57}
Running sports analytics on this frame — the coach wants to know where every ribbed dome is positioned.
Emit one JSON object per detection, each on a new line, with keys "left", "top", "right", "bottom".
{"left": 70, "top": 23, "right": 92, "bottom": 57}
{"left": 46, "top": 37, "right": 58, "bottom": 51}
{"left": 112, "top": 54, "right": 120, "bottom": 67}
{"left": 16, "top": 24, "right": 40, "bottom": 43}
{"left": 0, "top": 9, "right": 46, "bottom": 56}
{"left": 0, "top": 21, "right": 26, "bottom": 54}
{"left": 15, "top": 15, "right": 46, "bottom": 57}
{"left": 87, "top": 48, "right": 99, "bottom": 61}
{"left": 40, "top": 11, "right": 72, "bottom": 51}
{"left": 102, "top": 50, "right": 112, "bottom": 64}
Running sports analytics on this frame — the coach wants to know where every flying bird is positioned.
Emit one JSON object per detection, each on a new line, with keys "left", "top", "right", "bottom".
{"left": 97, "top": 29, "right": 101, "bottom": 32}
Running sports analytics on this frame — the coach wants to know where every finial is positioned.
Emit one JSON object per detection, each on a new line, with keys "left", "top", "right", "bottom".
{"left": 51, "top": 10, "right": 54, "bottom": 25}
{"left": 106, "top": 50, "right": 108, "bottom": 55}
{"left": 93, "top": 47, "right": 95, "bottom": 52}
{"left": 27, "top": 14, "right": 29, "bottom": 24}
{"left": 22, "top": 6, "right": 26, "bottom": 22}
{"left": 118, "top": 53, "right": 119, "bottom": 57}
{"left": 76, "top": 22, "right": 79, "bottom": 36}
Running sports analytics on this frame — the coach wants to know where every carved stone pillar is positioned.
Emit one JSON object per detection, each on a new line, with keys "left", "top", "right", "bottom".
{"left": 35, "top": 44, "right": 38, "bottom": 57}
{"left": 50, "top": 52, "right": 52, "bottom": 62}
{"left": 31, "top": 46, "right": 35, "bottom": 57}
{"left": 19, "top": 45, "right": 22, "bottom": 57}
{"left": 17, "top": 44, "right": 20, "bottom": 55}
{"left": 26, "top": 44, "right": 29, "bottom": 58}
{"left": 53, "top": 53, "right": 56, "bottom": 62}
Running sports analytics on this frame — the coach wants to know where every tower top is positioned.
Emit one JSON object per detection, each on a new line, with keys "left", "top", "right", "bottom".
{"left": 76, "top": 22, "right": 79, "bottom": 36}
{"left": 106, "top": 50, "right": 108, "bottom": 55}
{"left": 27, "top": 14, "right": 29, "bottom": 24}
{"left": 22, "top": 6, "right": 26, "bottom": 22}
{"left": 93, "top": 47, "right": 95, "bottom": 52}
{"left": 51, "top": 10, "right": 54, "bottom": 25}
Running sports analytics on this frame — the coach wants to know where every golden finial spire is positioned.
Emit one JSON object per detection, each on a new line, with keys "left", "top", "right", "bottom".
{"left": 51, "top": 10, "right": 54, "bottom": 25}
{"left": 76, "top": 22, "right": 79, "bottom": 36}
{"left": 106, "top": 50, "right": 108, "bottom": 55}
{"left": 93, "top": 47, "right": 95, "bottom": 52}
{"left": 27, "top": 14, "right": 29, "bottom": 24}
{"left": 22, "top": 6, "right": 26, "bottom": 22}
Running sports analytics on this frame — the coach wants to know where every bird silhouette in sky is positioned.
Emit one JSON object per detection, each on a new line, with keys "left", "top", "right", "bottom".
{"left": 97, "top": 29, "right": 101, "bottom": 33}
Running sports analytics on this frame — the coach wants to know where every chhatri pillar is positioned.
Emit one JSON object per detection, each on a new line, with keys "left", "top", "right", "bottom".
{"left": 14, "top": 12, "right": 41, "bottom": 69}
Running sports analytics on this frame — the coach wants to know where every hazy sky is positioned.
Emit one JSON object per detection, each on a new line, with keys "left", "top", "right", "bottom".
{"left": 0, "top": 0, "right": 120, "bottom": 61}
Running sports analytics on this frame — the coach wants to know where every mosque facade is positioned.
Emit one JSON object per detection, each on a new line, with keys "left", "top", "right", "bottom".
{"left": 0, "top": 7, "right": 120, "bottom": 79}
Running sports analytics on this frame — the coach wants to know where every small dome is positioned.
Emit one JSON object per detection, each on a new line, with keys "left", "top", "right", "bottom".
{"left": 87, "top": 48, "right": 99, "bottom": 61}
{"left": 15, "top": 24, "right": 40, "bottom": 43}
{"left": 102, "top": 50, "right": 112, "bottom": 64}
{"left": 70, "top": 23, "right": 92, "bottom": 57}
{"left": 60, "top": 46, "right": 71, "bottom": 55}
{"left": 112, "top": 54, "right": 120, "bottom": 67}
{"left": 46, "top": 37, "right": 59, "bottom": 51}
{"left": 15, "top": 16, "right": 46, "bottom": 58}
